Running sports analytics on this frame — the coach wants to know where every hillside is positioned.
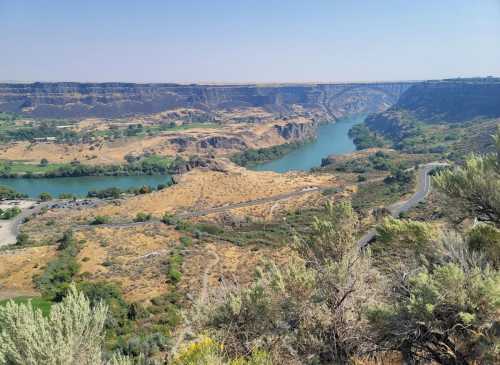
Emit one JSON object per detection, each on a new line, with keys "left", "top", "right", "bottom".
{"left": 360, "top": 78, "right": 500, "bottom": 157}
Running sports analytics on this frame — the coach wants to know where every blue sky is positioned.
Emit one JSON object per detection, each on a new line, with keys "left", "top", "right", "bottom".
{"left": 1, "top": 0, "right": 499, "bottom": 83}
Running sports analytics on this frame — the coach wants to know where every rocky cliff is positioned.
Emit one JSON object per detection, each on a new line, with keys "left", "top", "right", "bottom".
{"left": 396, "top": 78, "right": 500, "bottom": 123}
{"left": 0, "top": 82, "right": 414, "bottom": 119}
{"left": 367, "top": 78, "right": 500, "bottom": 128}
{"left": 365, "top": 78, "right": 500, "bottom": 139}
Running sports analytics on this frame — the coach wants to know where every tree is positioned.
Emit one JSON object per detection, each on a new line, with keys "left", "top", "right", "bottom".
{"left": 433, "top": 128, "right": 500, "bottom": 225}
{"left": 39, "top": 158, "right": 49, "bottom": 167}
{"left": 0, "top": 285, "right": 131, "bottom": 365}
{"left": 39, "top": 192, "right": 53, "bottom": 201}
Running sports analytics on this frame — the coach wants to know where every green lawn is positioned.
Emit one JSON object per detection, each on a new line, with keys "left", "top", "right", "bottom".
{"left": 0, "top": 161, "right": 68, "bottom": 175}
{"left": 0, "top": 297, "right": 52, "bottom": 316}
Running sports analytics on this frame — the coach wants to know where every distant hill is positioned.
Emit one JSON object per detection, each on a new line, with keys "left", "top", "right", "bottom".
{"left": 0, "top": 82, "right": 414, "bottom": 119}
{"left": 362, "top": 78, "right": 500, "bottom": 157}
{"left": 367, "top": 78, "right": 500, "bottom": 128}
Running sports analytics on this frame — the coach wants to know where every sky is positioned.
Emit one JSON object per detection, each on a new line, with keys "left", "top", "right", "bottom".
{"left": 1, "top": 0, "right": 499, "bottom": 83}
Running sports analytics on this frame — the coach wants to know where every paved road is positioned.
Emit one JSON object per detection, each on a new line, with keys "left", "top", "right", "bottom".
{"left": 2, "top": 199, "right": 101, "bottom": 247}
{"left": 0, "top": 200, "right": 46, "bottom": 247}
{"left": 2, "top": 162, "right": 446, "bottom": 247}
{"left": 357, "top": 162, "right": 448, "bottom": 248}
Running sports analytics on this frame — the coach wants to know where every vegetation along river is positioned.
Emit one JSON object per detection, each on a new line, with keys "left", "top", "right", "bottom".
{"left": 251, "top": 114, "right": 365, "bottom": 173}
{"left": 0, "top": 175, "right": 171, "bottom": 198}
{"left": 0, "top": 115, "right": 363, "bottom": 198}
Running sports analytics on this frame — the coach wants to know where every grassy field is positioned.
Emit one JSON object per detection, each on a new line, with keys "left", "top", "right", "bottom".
{"left": 0, "top": 161, "right": 68, "bottom": 175}
{"left": 0, "top": 297, "right": 52, "bottom": 316}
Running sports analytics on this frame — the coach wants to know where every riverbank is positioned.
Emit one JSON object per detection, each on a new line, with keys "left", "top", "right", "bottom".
{"left": 0, "top": 174, "right": 172, "bottom": 199}
{"left": 250, "top": 115, "right": 366, "bottom": 173}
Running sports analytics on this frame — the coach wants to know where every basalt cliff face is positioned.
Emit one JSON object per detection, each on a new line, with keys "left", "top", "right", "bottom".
{"left": 366, "top": 78, "right": 500, "bottom": 132}
{"left": 395, "top": 79, "right": 500, "bottom": 123}
{"left": 0, "top": 82, "right": 414, "bottom": 119}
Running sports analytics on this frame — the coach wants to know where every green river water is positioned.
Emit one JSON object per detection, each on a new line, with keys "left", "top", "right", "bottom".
{"left": 0, "top": 115, "right": 363, "bottom": 198}
{"left": 250, "top": 114, "right": 364, "bottom": 173}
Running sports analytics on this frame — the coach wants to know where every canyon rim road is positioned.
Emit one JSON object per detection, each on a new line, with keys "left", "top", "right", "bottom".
{"left": 357, "top": 162, "right": 449, "bottom": 248}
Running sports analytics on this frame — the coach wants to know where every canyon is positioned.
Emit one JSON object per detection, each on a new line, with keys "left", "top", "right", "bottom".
{"left": 0, "top": 81, "right": 414, "bottom": 119}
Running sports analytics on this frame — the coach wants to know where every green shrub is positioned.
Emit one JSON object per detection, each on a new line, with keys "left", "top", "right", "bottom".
{"left": 39, "top": 192, "right": 52, "bottom": 201}
{"left": 134, "top": 212, "right": 152, "bottom": 222}
{"left": 34, "top": 230, "right": 80, "bottom": 300}
{"left": 0, "top": 185, "right": 27, "bottom": 199}
{"left": 161, "top": 212, "right": 176, "bottom": 225}
{"left": 168, "top": 268, "right": 182, "bottom": 283}
{"left": 90, "top": 215, "right": 111, "bottom": 225}
{"left": 467, "top": 224, "right": 500, "bottom": 268}
{"left": 179, "top": 236, "right": 192, "bottom": 247}
{"left": 58, "top": 192, "right": 76, "bottom": 199}
{"left": 0, "top": 206, "right": 21, "bottom": 219}
{"left": 34, "top": 254, "right": 80, "bottom": 301}
{"left": 76, "top": 281, "right": 130, "bottom": 329}
{"left": 196, "top": 223, "right": 223, "bottom": 235}
{"left": 16, "top": 232, "right": 30, "bottom": 246}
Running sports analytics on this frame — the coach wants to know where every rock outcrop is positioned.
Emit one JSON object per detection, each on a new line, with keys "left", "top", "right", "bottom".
{"left": 197, "top": 136, "right": 248, "bottom": 150}
{"left": 274, "top": 121, "right": 316, "bottom": 140}
{"left": 0, "top": 82, "right": 414, "bottom": 119}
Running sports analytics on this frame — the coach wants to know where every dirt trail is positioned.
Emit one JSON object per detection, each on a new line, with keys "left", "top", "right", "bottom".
{"left": 170, "top": 246, "right": 220, "bottom": 358}
{"left": 199, "top": 250, "right": 220, "bottom": 304}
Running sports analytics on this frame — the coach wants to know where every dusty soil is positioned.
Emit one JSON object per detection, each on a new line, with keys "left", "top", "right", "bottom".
{"left": 74, "top": 224, "right": 181, "bottom": 302}
{"left": 0, "top": 246, "right": 57, "bottom": 298}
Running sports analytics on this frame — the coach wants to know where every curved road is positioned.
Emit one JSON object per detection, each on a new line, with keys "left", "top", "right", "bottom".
{"left": 357, "top": 162, "right": 447, "bottom": 248}
{"left": 3, "top": 163, "right": 446, "bottom": 247}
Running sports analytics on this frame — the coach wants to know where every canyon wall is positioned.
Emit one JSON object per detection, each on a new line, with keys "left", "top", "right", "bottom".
{"left": 0, "top": 82, "right": 414, "bottom": 119}
{"left": 367, "top": 78, "right": 500, "bottom": 127}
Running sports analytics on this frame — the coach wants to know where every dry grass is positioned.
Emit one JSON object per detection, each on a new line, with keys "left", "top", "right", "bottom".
{"left": 93, "top": 166, "right": 337, "bottom": 219}
{"left": 0, "top": 246, "right": 57, "bottom": 298}
{"left": 180, "top": 241, "right": 292, "bottom": 298}
{"left": 75, "top": 224, "right": 181, "bottom": 302}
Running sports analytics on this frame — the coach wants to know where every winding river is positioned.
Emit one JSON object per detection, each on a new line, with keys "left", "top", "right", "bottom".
{"left": 250, "top": 114, "right": 364, "bottom": 173}
{"left": 0, "top": 115, "right": 363, "bottom": 198}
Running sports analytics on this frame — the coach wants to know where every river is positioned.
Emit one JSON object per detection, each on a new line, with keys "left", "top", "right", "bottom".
{"left": 0, "top": 175, "right": 171, "bottom": 198}
{"left": 250, "top": 114, "right": 364, "bottom": 173}
{"left": 0, "top": 115, "right": 362, "bottom": 197}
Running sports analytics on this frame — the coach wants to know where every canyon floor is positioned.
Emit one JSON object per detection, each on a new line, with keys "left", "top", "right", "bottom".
{"left": 0, "top": 107, "right": 319, "bottom": 165}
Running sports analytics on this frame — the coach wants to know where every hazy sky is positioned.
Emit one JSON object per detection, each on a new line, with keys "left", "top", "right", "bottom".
{"left": 1, "top": 0, "right": 499, "bottom": 83}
